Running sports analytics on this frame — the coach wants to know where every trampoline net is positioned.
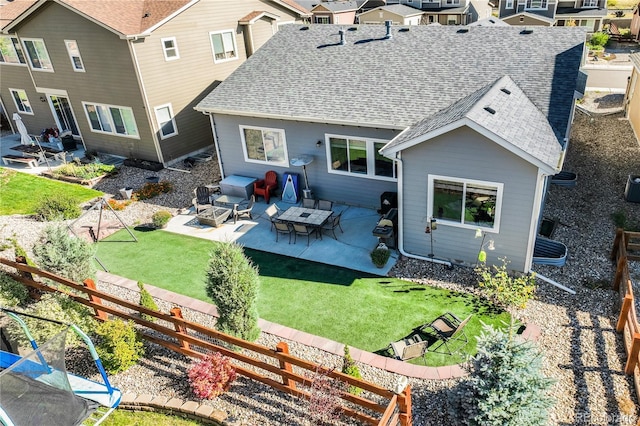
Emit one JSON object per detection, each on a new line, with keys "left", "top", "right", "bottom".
{"left": 0, "top": 328, "right": 96, "bottom": 426}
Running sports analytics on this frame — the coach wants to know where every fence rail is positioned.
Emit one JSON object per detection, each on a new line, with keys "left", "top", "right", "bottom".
{"left": 0, "top": 257, "right": 411, "bottom": 426}
{"left": 611, "top": 230, "right": 640, "bottom": 401}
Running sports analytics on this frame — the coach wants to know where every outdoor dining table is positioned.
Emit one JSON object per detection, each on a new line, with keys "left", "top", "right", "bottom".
{"left": 278, "top": 206, "right": 333, "bottom": 228}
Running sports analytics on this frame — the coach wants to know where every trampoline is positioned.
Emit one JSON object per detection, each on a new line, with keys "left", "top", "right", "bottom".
{"left": 0, "top": 308, "right": 121, "bottom": 426}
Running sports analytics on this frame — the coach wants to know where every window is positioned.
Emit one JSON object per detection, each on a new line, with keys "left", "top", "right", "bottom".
{"left": 0, "top": 36, "right": 26, "bottom": 64}
{"left": 525, "top": 0, "right": 547, "bottom": 8}
{"left": 582, "top": 0, "right": 597, "bottom": 6}
{"left": 327, "top": 135, "right": 395, "bottom": 179}
{"left": 10, "top": 89, "right": 32, "bottom": 114}
{"left": 240, "top": 126, "right": 288, "bottom": 166}
{"left": 428, "top": 175, "right": 503, "bottom": 231}
{"left": 161, "top": 37, "right": 179, "bottom": 61}
{"left": 83, "top": 102, "right": 139, "bottom": 138}
{"left": 447, "top": 15, "right": 459, "bottom": 24}
{"left": 64, "top": 40, "right": 85, "bottom": 72}
{"left": 315, "top": 16, "right": 330, "bottom": 24}
{"left": 154, "top": 104, "right": 177, "bottom": 139}
{"left": 209, "top": 30, "right": 237, "bottom": 63}
{"left": 444, "top": 0, "right": 460, "bottom": 5}
{"left": 22, "top": 38, "right": 53, "bottom": 71}
{"left": 506, "top": 0, "right": 514, "bottom": 8}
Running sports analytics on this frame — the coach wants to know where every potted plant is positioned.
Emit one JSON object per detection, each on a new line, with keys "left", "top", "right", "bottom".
{"left": 151, "top": 210, "right": 172, "bottom": 229}
{"left": 370, "top": 243, "right": 390, "bottom": 268}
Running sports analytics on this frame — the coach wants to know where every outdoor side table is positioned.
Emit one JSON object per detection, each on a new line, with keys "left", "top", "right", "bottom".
{"left": 214, "top": 195, "right": 245, "bottom": 208}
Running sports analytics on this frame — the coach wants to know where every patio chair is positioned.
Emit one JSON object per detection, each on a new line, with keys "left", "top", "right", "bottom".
{"left": 253, "top": 170, "right": 278, "bottom": 203}
{"left": 388, "top": 334, "right": 428, "bottom": 361}
{"left": 265, "top": 203, "right": 282, "bottom": 231}
{"left": 321, "top": 211, "right": 343, "bottom": 239}
{"left": 274, "top": 221, "right": 294, "bottom": 243}
{"left": 293, "top": 223, "right": 316, "bottom": 246}
{"left": 317, "top": 199, "right": 333, "bottom": 211}
{"left": 419, "top": 312, "right": 472, "bottom": 355}
{"left": 192, "top": 186, "right": 213, "bottom": 214}
{"left": 233, "top": 195, "right": 255, "bottom": 224}
{"left": 302, "top": 198, "right": 316, "bottom": 209}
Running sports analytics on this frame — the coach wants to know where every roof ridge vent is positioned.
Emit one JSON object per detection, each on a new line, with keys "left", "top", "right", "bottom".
{"left": 520, "top": 28, "right": 534, "bottom": 34}
{"left": 484, "top": 106, "right": 496, "bottom": 115}
{"left": 457, "top": 28, "right": 469, "bottom": 33}
{"left": 500, "top": 88, "right": 511, "bottom": 95}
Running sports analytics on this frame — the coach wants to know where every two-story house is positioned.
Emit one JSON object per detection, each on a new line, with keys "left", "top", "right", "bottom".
{"left": 498, "top": 0, "right": 606, "bottom": 32}
{"left": 384, "top": 0, "right": 492, "bottom": 25}
{"left": 0, "top": 0, "right": 310, "bottom": 165}
{"left": 358, "top": 4, "right": 425, "bottom": 25}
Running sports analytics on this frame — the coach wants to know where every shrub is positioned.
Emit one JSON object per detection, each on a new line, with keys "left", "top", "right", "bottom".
{"left": 341, "top": 345, "right": 362, "bottom": 395}
{"left": 106, "top": 198, "right": 131, "bottom": 211}
{"left": 305, "top": 365, "right": 344, "bottom": 424}
{"left": 0, "top": 271, "right": 30, "bottom": 307}
{"left": 94, "top": 319, "right": 144, "bottom": 374}
{"left": 475, "top": 258, "right": 536, "bottom": 309}
{"left": 589, "top": 32, "right": 610, "bottom": 48}
{"left": 8, "top": 293, "right": 97, "bottom": 347}
{"left": 448, "top": 321, "right": 555, "bottom": 426}
{"left": 32, "top": 225, "right": 96, "bottom": 283}
{"left": 151, "top": 210, "right": 172, "bottom": 228}
{"left": 370, "top": 245, "right": 390, "bottom": 267}
{"left": 53, "top": 162, "right": 115, "bottom": 180}
{"left": 187, "top": 352, "right": 237, "bottom": 399}
{"left": 35, "top": 194, "right": 82, "bottom": 221}
{"left": 205, "top": 242, "right": 260, "bottom": 341}
{"left": 133, "top": 181, "right": 173, "bottom": 201}
{"left": 137, "top": 281, "right": 158, "bottom": 322}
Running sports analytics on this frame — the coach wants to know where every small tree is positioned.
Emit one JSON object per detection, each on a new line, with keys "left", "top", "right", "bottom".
{"left": 588, "top": 32, "right": 610, "bottom": 50}
{"left": 188, "top": 352, "right": 237, "bottom": 399}
{"left": 205, "top": 242, "right": 260, "bottom": 341}
{"left": 341, "top": 345, "right": 362, "bottom": 395}
{"left": 137, "top": 281, "right": 159, "bottom": 322}
{"left": 94, "top": 319, "right": 144, "bottom": 374}
{"left": 448, "top": 321, "right": 555, "bottom": 426}
{"left": 475, "top": 258, "right": 536, "bottom": 309}
{"left": 32, "top": 225, "right": 96, "bottom": 283}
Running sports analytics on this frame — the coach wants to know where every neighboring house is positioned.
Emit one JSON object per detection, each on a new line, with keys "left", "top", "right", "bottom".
{"left": 631, "top": 4, "right": 640, "bottom": 41}
{"left": 0, "top": 0, "right": 310, "bottom": 164}
{"left": 195, "top": 24, "right": 586, "bottom": 272}
{"left": 385, "top": 0, "right": 492, "bottom": 25}
{"left": 358, "top": 4, "right": 425, "bottom": 25}
{"left": 498, "top": 0, "right": 606, "bottom": 32}
{"left": 311, "top": 0, "right": 362, "bottom": 24}
{"left": 468, "top": 16, "right": 511, "bottom": 25}
{"left": 624, "top": 53, "right": 640, "bottom": 142}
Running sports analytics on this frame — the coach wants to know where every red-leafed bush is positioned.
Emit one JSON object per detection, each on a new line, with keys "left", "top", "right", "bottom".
{"left": 187, "top": 352, "right": 237, "bottom": 399}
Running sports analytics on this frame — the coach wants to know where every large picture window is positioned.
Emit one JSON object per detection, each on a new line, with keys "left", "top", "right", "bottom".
{"left": 83, "top": 102, "right": 139, "bottom": 138}
{"left": 240, "top": 126, "right": 288, "bottom": 166}
{"left": 209, "top": 30, "right": 237, "bottom": 63}
{"left": 22, "top": 38, "right": 53, "bottom": 71}
{"left": 10, "top": 89, "right": 32, "bottom": 114}
{"left": 327, "top": 135, "right": 395, "bottom": 180}
{"left": 154, "top": 104, "right": 177, "bottom": 139}
{"left": 0, "top": 36, "right": 26, "bottom": 64}
{"left": 428, "top": 175, "right": 502, "bottom": 231}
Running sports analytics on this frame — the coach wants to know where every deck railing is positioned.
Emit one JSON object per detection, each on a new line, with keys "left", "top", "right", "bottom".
{"left": 0, "top": 257, "right": 411, "bottom": 426}
{"left": 611, "top": 230, "right": 640, "bottom": 400}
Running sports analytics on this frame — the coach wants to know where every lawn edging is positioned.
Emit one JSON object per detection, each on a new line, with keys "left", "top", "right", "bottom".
{"left": 97, "top": 271, "right": 542, "bottom": 380}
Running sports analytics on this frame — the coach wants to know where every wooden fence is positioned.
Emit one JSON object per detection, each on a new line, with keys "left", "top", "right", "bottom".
{"left": 611, "top": 230, "right": 640, "bottom": 401}
{"left": 0, "top": 257, "right": 412, "bottom": 426}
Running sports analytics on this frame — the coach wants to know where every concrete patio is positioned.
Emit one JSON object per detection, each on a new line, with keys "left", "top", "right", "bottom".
{"left": 0, "top": 132, "right": 86, "bottom": 174}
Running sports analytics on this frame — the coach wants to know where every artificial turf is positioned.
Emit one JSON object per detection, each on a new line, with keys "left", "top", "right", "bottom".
{"left": 95, "top": 228, "right": 511, "bottom": 366}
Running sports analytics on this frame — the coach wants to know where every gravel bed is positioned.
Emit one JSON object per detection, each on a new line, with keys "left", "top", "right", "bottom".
{"left": 1, "top": 93, "right": 640, "bottom": 425}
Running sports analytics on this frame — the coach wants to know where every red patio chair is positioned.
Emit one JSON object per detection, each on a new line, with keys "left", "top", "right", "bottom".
{"left": 253, "top": 170, "right": 278, "bottom": 203}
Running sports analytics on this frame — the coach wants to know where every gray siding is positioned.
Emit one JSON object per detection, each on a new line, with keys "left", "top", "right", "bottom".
{"left": 212, "top": 114, "right": 398, "bottom": 208}
{"left": 401, "top": 126, "right": 538, "bottom": 271}
{"left": 7, "top": 2, "right": 154, "bottom": 159}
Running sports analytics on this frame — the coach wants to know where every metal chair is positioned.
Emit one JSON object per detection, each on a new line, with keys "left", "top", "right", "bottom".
{"left": 321, "top": 211, "right": 343, "bottom": 239}
{"left": 317, "top": 199, "right": 333, "bottom": 211}
{"left": 274, "top": 221, "right": 294, "bottom": 243}
{"left": 264, "top": 203, "right": 282, "bottom": 231}
{"left": 302, "top": 198, "right": 316, "bottom": 209}
{"left": 233, "top": 195, "right": 255, "bottom": 224}
{"left": 388, "top": 334, "right": 428, "bottom": 361}
{"left": 420, "top": 312, "right": 472, "bottom": 355}
{"left": 293, "top": 223, "right": 316, "bottom": 246}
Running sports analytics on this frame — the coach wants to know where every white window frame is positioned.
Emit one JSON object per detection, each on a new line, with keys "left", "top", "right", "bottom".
{"left": 447, "top": 15, "right": 459, "bottom": 24}
{"left": 154, "top": 103, "right": 178, "bottom": 139}
{"left": 0, "top": 36, "right": 26, "bottom": 65}
{"left": 427, "top": 174, "right": 503, "bottom": 232}
{"left": 161, "top": 37, "right": 179, "bottom": 61}
{"left": 506, "top": 0, "right": 514, "bottom": 8}
{"left": 82, "top": 102, "right": 139, "bottom": 139}
{"left": 582, "top": 0, "right": 597, "bottom": 6}
{"left": 64, "top": 40, "right": 85, "bottom": 72}
{"left": 240, "top": 125, "right": 289, "bottom": 166}
{"left": 316, "top": 16, "right": 330, "bottom": 24}
{"left": 209, "top": 30, "right": 238, "bottom": 64}
{"left": 325, "top": 134, "right": 396, "bottom": 181}
{"left": 21, "top": 38, "right": 53, "bottom": 71}
{"left": 525, "top": 0, "right": 548, "bottom": 9}
{"left": 9, "top": 88, "right": 33, "bottom": 114}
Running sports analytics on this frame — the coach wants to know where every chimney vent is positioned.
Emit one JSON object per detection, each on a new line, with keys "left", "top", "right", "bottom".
{"left": 385, "top": 20, "right": 392, "bottom": 39}
{"left": 339, "top": 28, "right": 346, "bottom": 45}
{"left": 484, "top": 106, "right": 496, "bottom": 115}
{"left": 500, "top": 88, "right": 511, "bottom": 95}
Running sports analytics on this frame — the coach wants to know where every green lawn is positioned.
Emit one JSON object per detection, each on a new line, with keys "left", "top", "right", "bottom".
{"left": 95, "top": 229, "right": 511, "bottom": 366}
{"left": 101, "top": 409, "right": 204, "bottom": 426}
{"left": 0, "top": 168, "right": 102, "bottom": 215}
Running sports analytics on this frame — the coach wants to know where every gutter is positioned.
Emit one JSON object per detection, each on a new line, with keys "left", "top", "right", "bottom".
{"left": 395, "top": 152, "right": 452, "bottom": 267}
{"left": 204, "top": 112, "right": 225, "bottom": 181}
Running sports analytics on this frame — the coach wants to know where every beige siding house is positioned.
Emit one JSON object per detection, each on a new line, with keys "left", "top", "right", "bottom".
{"left": 0, "top": 0, "right": 310, "bottom": 164}
{"left": 625, "top": 53, "right": 640, "bottom": 143}
{"left": 358, "top": 4, "right": 424, "bottom": 25}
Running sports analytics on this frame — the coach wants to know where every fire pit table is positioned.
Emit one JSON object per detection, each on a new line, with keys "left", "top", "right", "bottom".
{"left": 196, "top": 206, "right": 232, "bottom": 227}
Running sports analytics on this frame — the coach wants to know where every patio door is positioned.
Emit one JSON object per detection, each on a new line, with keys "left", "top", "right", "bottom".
{"left": 48, "top": 95, "right": 79, "bottom": 136}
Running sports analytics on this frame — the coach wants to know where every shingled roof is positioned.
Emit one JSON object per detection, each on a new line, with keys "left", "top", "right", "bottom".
{"left": 196, "top": 24, "right": 586, "bottom": 144}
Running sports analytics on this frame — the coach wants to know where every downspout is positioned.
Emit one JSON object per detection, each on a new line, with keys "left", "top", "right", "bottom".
{"left": 395, "top": 152, "right": 452, "bottom": 267}
{"left": 127, "top": 39, "right": 164, "bottom": 164}
{"left": 206, "top": 112, "right": 225, "bottom": 180}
